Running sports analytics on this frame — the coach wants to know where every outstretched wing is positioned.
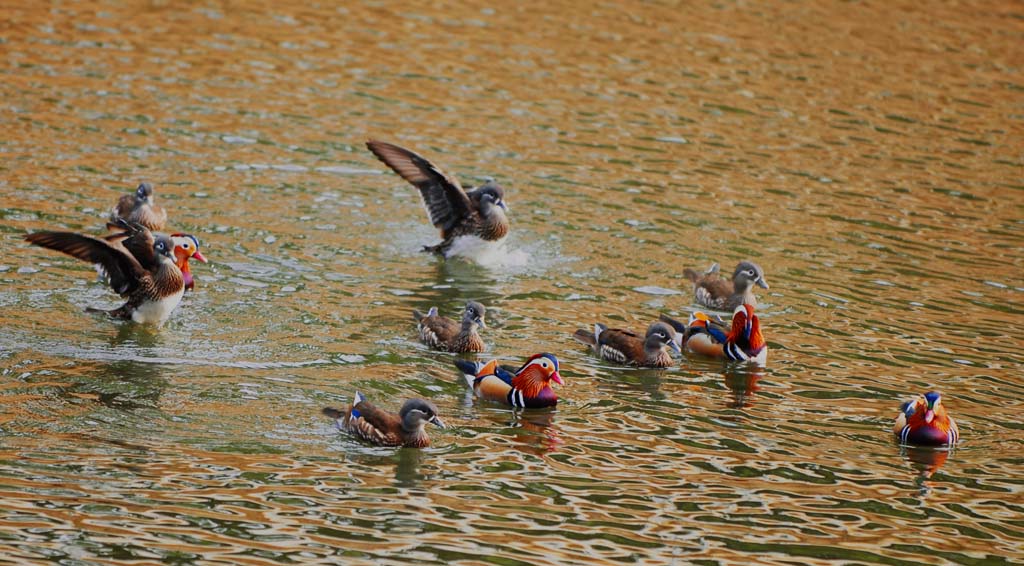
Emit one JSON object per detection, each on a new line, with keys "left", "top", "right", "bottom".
{"left": 366, "top": 140, "right": 473, "bottom": 235}
{"left": 25, "top": 231, "right": 146, "bottom": 296}
{"left": 110, "top": 219, "right": 161, "bottom": 271}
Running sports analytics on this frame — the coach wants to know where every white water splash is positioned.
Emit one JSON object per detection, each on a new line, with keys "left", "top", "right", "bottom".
{"left": 443, "top": 236, "right": 530, "bottom": 268}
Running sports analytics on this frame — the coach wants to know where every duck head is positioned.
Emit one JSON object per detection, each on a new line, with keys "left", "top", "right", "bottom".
{"left": 734, "top": 260, "right": 769, "bottom": 290}
{"left": 461, "top": 300, "right": 487, "bottom": 329}
{"left": 171, "top": 233, "right": 207, "bottom": 290}
{"left": 645, "top": 321, "right": 681, "bottom": 354}
{"left": 400, "top": 398, "right": 446, "bottom": 432}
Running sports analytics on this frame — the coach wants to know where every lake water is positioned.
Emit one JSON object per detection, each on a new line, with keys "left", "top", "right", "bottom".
{"left": 1, "top": 1, "right": 1022, "bottom": 565}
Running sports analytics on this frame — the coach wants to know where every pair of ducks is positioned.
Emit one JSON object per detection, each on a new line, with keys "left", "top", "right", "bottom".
{"left": 24, "top": 183, "right": 207, "bottom": 325}
{"left": 322, "top": 353, "right": 563, "bottom": 447}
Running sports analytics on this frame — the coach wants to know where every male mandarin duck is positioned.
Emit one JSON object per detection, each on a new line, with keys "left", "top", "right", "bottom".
{"left": 170, "top": 233, "right": 207, "bottom": 291}
{"left": 572, "top": 321, "right": 680, "bottom": 368}
{"left": 893, "top": 391, "right": 959, "bottom": 448}
{"left": 110, "top": 182, "right": 168, "bottom": 231}
{"left": 104, "top": 228, "right": 207, "bottom": 291}
{"left": 323, "top": 392, "right": 445, "bottom": 448}
{"left": 366, "top": 140, "right": 509, "bottom": 257}
{"left": 455, "top": 353, "right": 562, "bottom": 408}
{"left": 25, "top": 219, "right": 186, "bottom": 325}
{"left": 683, "top": 260, "right": 769, "bottom": 311}
{"left": 661, "top": 304, "right": 767, "bottom": 364}
{"left": 413, "top": 301, "right": 486, "bottom": 353}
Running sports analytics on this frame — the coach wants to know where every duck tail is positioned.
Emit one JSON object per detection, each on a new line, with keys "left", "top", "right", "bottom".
{"left": 322, "top": 407, "right": 344, "bottom": 420}
{"left": 658, "top": 313, "right": 687, "bottom": 334}
{"left": 572, "top": 328, "right": 596, "bottom": 347}
{"left": 454, "top": 359, "right": 483, "bottom": 387}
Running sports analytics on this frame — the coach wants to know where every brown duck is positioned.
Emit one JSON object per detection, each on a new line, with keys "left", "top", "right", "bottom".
{"left": 322, "top": 392, "right": 445, "bottom": 448}
{"left": 413, "top": 301, "right": 486, "bottom": 353}
{"left": 110, "top": 182, "right": 168, "bottom": 231}
{"left": 683, "top": 260, "right": 769, "bottom": 311}
{"left": 366, "top": 140, "right": 509, "bottom": 257}
{"left": 573, "top": 321, "right": 680, "bottom": 368}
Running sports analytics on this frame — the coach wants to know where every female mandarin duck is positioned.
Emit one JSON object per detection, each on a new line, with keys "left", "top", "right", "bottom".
{"left": 322, "top": 392, "right": 445, "bottom": 448}
{"left": 110, "top": 182, "right": 168, "bottom": 231}
{"left": 893, "top": 392, "right": 959, "bottom": 448}
{"left": 455, "top": 353, "right": 562, "bottom": 408}
{"left": 661, "top": 304, "right": 767, "bottom": 364}
{"left": 105, "top": 228, "right": 207, "bottom": 291}
{"left": 413, "top": 301, "right": 486, "bottom": 353}
{"left": 366, "top": 140, "right": 509, "bottom": 257}
{"left": 683, "top": 260, "right": 769, "bottom": 311}
{"left": 572, "top": 322, "right": 680, "bottom": 368}
{"left": 25, "top": 219, "right": 186, "bottom": 325}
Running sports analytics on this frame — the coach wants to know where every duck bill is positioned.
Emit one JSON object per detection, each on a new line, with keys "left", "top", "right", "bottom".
{"left": 669, "top": 340, "right": 682, "bottom": 354}
{"left": 757, "top": 278, "right": 769, "bottom": 289}
{"left": 192, "top": 250, "right": 208, "bottom": 263}
{"left": 429, "top": 415, "right": 446, "bottom": 429}
{"left": 924, "top": 409, "right": 934, "bottom": 424}
{"left": 476, "top": 317, "right": 486, "bottom": 329}
{"left": 498, "top": 200, "right": 509, "bottom": 211}
{"left": 550, "top": 370, "right": 564, "bottom": 386}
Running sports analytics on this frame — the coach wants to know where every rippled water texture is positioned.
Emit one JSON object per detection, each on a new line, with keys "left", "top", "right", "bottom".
{"left": 2, "top": 1, "right": 1023, "bottom": 564}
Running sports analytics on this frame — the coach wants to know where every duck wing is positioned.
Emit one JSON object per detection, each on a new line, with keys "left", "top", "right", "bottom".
{"left": 25, "top": 231, "right": 146, "bottom": 297}
{"left": 367, "top": 140, "right": 473, "bottom": 236}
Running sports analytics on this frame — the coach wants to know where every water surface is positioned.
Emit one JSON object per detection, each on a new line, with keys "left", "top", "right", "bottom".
{"left": 1, "top": 1, "right": 1022, "bottom": 565}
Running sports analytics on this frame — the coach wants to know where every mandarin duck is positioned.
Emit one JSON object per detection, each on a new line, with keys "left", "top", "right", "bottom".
{"left": 455, "top": 353, "right": 562, "bottom": 408}
{"left": 25, "top": 219, "right": 185, "bottom": 325}
{"left": 893, "top": 391, "right": 959, "bottom": 448}
{"left": 572, "top": 321, "right": 680, "bottom": 368}
{"left": 683, "top": 260, "right": 769, "bottom": 311}
{"left": 413, "top": 301, "right": 486, "bottom": 353}
{"left": 104, "top": 227, "right": 207, "bottom": 291}
{"left": 170, "top": 233, "right": 207, "bottom": 291}
{"left": 366, "top": 140, "right": 509, "bottom": 257}
{"left": 323, "top": 392, "right": 445, "bottom": 448}
{"left": 661, "top": 304, "right": 767, "bottom": 364}
{"left": 110, "top": 182, "right": 168, "bottom": 231}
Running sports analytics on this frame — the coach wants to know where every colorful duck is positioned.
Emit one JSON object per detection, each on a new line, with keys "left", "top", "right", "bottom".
{"left": 366, "top": 140, "right": 509, "bottom": 257}
{"left": 322, "top": 392, "right": 445, "bottom": 448}
{"left": 455, "top": 353, "right": 562, "bottom": 408}
{"left": 169, "top": 233, "right": 207, "bottom": 291}
{"left": 683, "top": 260, "right": 769, "bottom": 311}
{"left": 413, "top": 301, "right": 486, "bottom": 353}
{"left": 572, "top": 321, "right": 680, "bottom": 368}
{"left": 893, "top": 392, "right": 959, "bottom": 448}
{"left": 661, "top": 304, "right": 767, "bottom": 364}
{"left": 25, "top": 219, "right": 186, "bottom": 325}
